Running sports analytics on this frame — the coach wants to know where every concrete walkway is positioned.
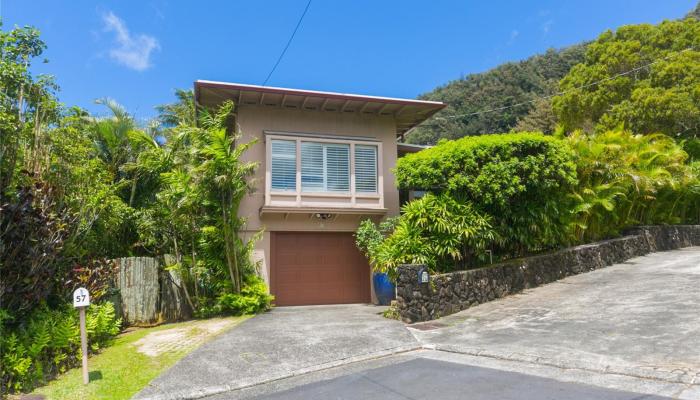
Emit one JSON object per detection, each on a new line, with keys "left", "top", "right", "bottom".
{"left": 134, "top": 304, "right": 418, "bottom": 400}
{"left": 135, "top": 247, "right": 700, "bottom": 400}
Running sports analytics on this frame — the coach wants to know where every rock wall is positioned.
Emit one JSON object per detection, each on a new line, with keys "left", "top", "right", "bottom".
{"left": 396, "top": 225, "right": 700, "bottom": 323}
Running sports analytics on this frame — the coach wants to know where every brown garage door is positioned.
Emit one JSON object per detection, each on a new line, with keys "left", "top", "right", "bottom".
{"left": 271, "top": 232, "right": 371, "bottom": 306}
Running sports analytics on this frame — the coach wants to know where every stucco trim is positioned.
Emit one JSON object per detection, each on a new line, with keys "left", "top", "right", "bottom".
{"left": 264, "top": 130, "right": 380, "bottom": 143}
{"left": 260, "top": 206, "right": 388, "bottom": 216}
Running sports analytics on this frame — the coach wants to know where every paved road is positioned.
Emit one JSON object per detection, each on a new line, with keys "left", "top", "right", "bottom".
{"left": 136, "top": 247, "right": 700, "bottom": 400}
{"left": 251, "top": 357, "right": 669, "bottom": 400}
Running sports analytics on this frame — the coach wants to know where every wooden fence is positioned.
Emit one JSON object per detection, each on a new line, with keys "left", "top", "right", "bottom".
{"left": 113, "top": 256, "right": 192, "bottom": 326}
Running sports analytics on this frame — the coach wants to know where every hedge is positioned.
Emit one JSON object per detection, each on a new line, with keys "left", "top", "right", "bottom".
{"left": 395, "top": 132, "right": 577, "bottom": 256}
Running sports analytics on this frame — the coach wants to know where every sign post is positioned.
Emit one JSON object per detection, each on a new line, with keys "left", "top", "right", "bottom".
{"left": 73, "top": 287, "right": 90, "bottom": 385}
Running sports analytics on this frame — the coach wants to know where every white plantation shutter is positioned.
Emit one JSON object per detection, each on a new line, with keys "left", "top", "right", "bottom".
{"left": 270, "top": 139, "right": 297, "bottom": 191}
{"left": 354, "top": 145, "right": 378, "bottom": 193}
{"left": 301, "top": 142, "right": 324, "bottom": 192}
{"left": 325, "top": 144, "right": 350, "bottom": 192}
{"left": 272, "top": 138, "right": 376, "bottom": 195}
{"left": 301, "top": 142, "right": 350, "bottom": 192}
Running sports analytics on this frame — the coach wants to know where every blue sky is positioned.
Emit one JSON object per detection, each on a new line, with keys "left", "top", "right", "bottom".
{"left": 2, "top": 1, "right": 697, "bottom": 121}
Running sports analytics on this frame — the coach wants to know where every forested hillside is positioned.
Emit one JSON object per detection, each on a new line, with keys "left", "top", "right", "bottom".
{"left": 407, "top": 2, "right": 700, "bottom": 145}
{"left": 405, "top": 46, "right": 585, "bottom": 144}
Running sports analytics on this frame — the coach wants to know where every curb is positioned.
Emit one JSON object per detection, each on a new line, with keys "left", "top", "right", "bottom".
{"left": 136, "top": 344, "right": 422, "bottom": 400}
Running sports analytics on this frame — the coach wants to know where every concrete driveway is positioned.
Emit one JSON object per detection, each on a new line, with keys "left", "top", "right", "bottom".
{"left": 136, "top": 247, "right": 700, "bottom": 399}
{"left": 411, "top": 247, "right": 700, "bottom": 385}
{"left": 134, "top": 304, "right": 418, "bottom": 400}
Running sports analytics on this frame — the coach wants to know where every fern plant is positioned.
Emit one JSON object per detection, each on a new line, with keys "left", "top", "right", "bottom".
{"left": 0, "top": 302, "right": 121, "bottom": 393}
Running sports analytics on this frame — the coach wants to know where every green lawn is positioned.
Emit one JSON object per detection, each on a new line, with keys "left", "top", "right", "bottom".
{"left": 31, "top": 316, "right": 249, "bottom": 400}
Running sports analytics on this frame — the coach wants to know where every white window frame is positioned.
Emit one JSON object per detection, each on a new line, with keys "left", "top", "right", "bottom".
{"left": 265, "top": 133, "right": 383, "bottom": 209}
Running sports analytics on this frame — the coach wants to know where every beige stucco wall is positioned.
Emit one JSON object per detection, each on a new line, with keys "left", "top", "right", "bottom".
{"left": 235, "top": 105, "right": 400, "bottom": 297}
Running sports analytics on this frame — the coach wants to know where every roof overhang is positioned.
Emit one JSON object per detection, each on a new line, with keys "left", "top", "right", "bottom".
{"left": 194, "top": 80, "right": 446, "bottom": 136}
{"left": 398, "top": 142, "right": 432, "bottom": 156}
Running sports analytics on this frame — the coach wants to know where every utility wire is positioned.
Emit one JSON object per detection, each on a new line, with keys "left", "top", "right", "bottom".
{"left": 262, "top": 0, "right": 312, "bottom": 86}
{"left": 420, "top": 46, "right": 694, "bottom": 129}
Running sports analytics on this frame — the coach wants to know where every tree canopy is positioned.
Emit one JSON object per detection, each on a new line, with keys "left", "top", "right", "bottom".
{"left": 553, "top": 18, "right": 700, "bottom": 139}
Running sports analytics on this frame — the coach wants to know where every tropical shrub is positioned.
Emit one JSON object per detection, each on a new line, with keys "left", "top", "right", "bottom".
{"left": 362, "top": 193, "right": 495, "bottom": 275}
{"left": 354, "top": 217, "right": 399, "bottom": 264}
{"left": 0, "top": 302, "right": 121, "bottom": 393}
{"left": 150, "top": 99, "right": 264, "bottom": 314}
{"left": 65, "top": 259, "right": 120, "bottom": 304}
{"left": 0, "top": 182, "right": 67, "bottom": 320}
{"left": 211, "top": 276, "right": 273, "bottom": 316}
{"left": 568, "top": 130, "right": 700, "bottom": 241}
{"left": 396, "top": 132, "right": 578, "bottom": 256}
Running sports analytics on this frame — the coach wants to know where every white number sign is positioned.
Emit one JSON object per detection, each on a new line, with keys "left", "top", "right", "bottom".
{"left": 420, "top": 271, "right": 429, "bottom": 283}
{"left": 73, "top": 287, "right": 90, "bottom": 307}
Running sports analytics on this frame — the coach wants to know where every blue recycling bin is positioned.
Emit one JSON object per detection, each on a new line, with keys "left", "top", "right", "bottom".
{"left": 373, "top": 272, "right": 395, "bottom": 305}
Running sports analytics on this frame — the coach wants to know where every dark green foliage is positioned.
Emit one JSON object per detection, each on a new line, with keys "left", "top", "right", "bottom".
{"left": 0, "top": 23, "right": 271, "bottom": 394}
{"left": 513, "top": 97, "right": 558, "bottom": 134}
{"left": 0, "top": 303, "right": 121, "bottom": 393}
{"left": 553, "top": 18, "right": 700, "bottom": 139}
{"left": 354, "top": 217, "right": 399, "bottom": 261}
{"left": 371, "top": 194, "right": 496, "bottom": 275}
{"left": 379, "top": 130, "right": 699, "bottom": 275}
{"left": 568, "top": 130, "right": 700, "bottom": 242}
{"left": 406, "top": 45, "right": 586, "bottom": 144}
{"left": 0, "top": 183, "right": 67, "bottom": 320}
{"left": 396, "top": 133, "right": 578, "bottom": 256}
{"left": 151, "top": 100, "right": 263, "bottom": 315}
{"left": 200, "top": 276, "right": 273, "bottom": 317}
{"left": 683, "top": 138, "right": 700, "bottom": 161}
{"left": 156, "top": 89, "right": 196, "bottom": 128}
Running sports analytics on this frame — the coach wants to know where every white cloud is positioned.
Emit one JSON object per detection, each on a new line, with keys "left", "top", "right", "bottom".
{"left": 507, "top": 29, "right": 519, "bottom": 45}
{"left": 102, "top": 11, "right": 159, "bottom": 71}
{"left": 541, "top": 19, "right": 554, "bottom": 35}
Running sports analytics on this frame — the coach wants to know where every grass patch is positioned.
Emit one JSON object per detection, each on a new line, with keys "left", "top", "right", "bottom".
{"left": 30, "top": 316, "right": 249, "bottom": 400}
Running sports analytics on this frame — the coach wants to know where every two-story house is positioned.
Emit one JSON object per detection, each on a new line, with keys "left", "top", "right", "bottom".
{"left": 194, "top": 80, "right": 445, "bottom": 306}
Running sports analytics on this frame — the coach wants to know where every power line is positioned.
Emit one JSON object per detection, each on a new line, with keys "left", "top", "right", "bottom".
{"left": 419, "top": 46, "right": 694, "bottom": 129}
{"left": 262, "top": 0, "right": 312, "bottom": 86}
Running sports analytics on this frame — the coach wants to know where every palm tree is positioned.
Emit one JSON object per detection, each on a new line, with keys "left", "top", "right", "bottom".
{"left": 195, "top": 101, "right": 257, "bottom": 293}
{"left": 90, "top": 98, "right": 160, "bottom": 207}
{"left": 156, "top": 89, "right": 196, "bottom": 129}
{"left": 568, "top": 129, "right": 695, "bottom": 241}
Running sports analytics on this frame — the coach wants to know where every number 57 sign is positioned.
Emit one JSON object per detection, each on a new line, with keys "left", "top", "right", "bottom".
{"left": 73, "top": 287, "right": 90, "bottom": 307}
{"left": 73, "top": 287, "right": 91, "bottom": 384}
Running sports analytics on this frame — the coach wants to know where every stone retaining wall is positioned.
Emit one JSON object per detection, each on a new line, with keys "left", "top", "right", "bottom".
{"left": 396, "top": 225, "right": 700, "bottom": 323}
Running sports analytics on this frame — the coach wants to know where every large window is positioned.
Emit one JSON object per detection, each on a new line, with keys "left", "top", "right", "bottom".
{"left": 270, "top": 138, "right": 378, "bottom": 194}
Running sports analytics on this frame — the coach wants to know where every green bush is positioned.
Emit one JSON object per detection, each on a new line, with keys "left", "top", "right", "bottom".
{"left": 0, "top": 302, "right": 121, "bottom": 393}
{"left": 396, "top": 133, "right": 577, "bottom": 256}
{"left": 568, "top": 130, "right": 700, "bottom": 241}
{"left": 354, "top": 217, "right": 399, "bottom": 265}
{"left": 375, "top": 193, "right": 496, "bottom": 274}
{"left": 213, "top": 276, "right": 273, "bottom": 316}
